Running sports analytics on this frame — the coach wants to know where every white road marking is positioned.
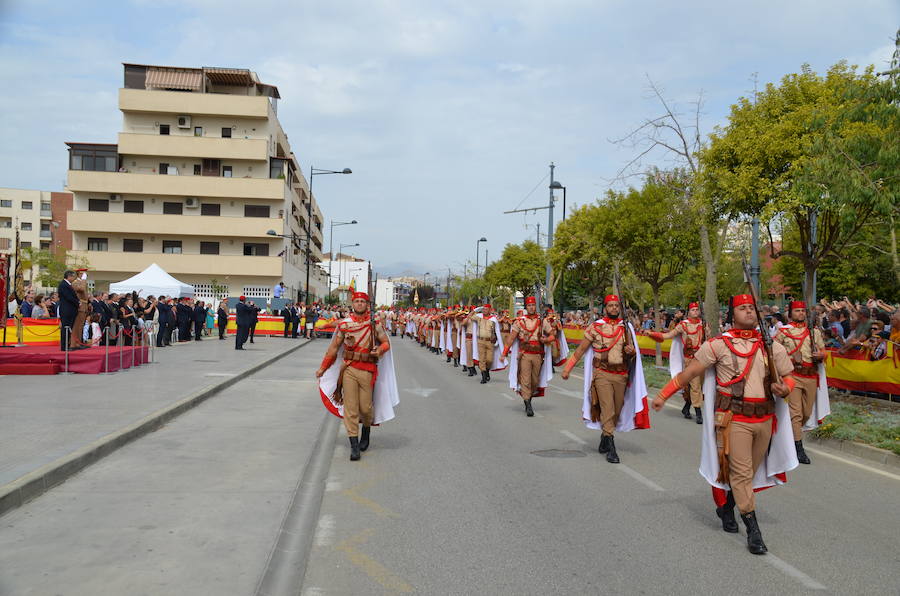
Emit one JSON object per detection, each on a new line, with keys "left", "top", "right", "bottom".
{"left": 404, "top": 387, "right": 438, "bottom": 398}
{"left": 547, "top": 384, "right": 583, "bottom": 399}
{"left": 500, "top": 393, "right": 515, "bottom": 401}
{"left": 204, "top": 372, "right": 236, "bottom": 377}
{"left": 560, "top": 430, "right": 587, "bottom": 445}
{"left": 617, "top": 464, "right": 666, "bottom": 492}
{"left": 759, "top": 550, "right": 827, "bottom": 590}
{"left": 325, "top": 481, "right": 342, "bottom": 492}
{"left": 313, "top": 514, "right": 336, "bottom": 547}
{"left": 804, "top": 446, "right": 900, "bottom": 482}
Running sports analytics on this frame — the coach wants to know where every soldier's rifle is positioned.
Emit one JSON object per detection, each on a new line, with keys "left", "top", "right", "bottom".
{"left": 740, "top": 253, "right": 781, "bottom": 385}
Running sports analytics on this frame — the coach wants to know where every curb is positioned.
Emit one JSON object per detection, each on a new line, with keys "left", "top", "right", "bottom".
{"left": 0, "top": 340, "right": 311, "bottom": 518}
{"left": 255, "top": 411, "right": 339, "bottom": 596}
{"left": 806, "top": 434, "right": 900, "bottom": 469}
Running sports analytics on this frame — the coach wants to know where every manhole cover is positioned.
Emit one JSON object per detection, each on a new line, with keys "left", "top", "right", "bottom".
{"left": 530, "top": 449, "right": 586, "bottom": 458}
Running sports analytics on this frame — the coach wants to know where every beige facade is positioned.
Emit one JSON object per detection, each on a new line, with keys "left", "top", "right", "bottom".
{"left": 65, "top": 63, "right": 329, "bottom": 304}
{"left": 0, "top": 188, "right": 57, "bottom": 285}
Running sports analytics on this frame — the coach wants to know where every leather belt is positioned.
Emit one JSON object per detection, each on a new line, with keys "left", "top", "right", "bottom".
{"left": 344, "top": 351, "right": 376, "bottom": 363}
{"left": 715, "top": 392, "right": 775, "bottom": 417}
{"left": 794, "top": 363, "right": 818, "bottom": 377}
{"left": 465, "top": 333, "right": 473, "bottom": 338}
{"left": 594, "top": 360, "right": 627, "bottom": 372}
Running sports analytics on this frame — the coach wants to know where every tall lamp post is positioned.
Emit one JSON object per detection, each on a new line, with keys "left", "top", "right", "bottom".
{"left": 338, "top": 242, "right": 360, "bottom": 297}
{"left": 329, "top": 219, "right": 357, "bottom": 298}
{"left": 306, "top": 166, "right": 352, "bottom": 303}
{"left": 422, "top": 272, "right": 430, "bottom": 306}
{"left": 550, "top": 180, "right": 566, "bottom": 311}
{"left": 475, "top": 237, "right": 487, "bottom": 277}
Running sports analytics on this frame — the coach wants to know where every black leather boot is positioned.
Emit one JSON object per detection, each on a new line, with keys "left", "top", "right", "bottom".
{"left": 349, "top": 437, "right": 361, "bottom": 461}
{"left": 359, "top": 426, "right": 370, "bottom": 451}
{"left": 694, "top": 407, "right": 703, "bottom": 425}
{"left": 462, "top": 365, "right": 470, "bottom": 374}
{"left": 480, "top": 370, "right": 488, "bottom": 384}
{"left": 524, "top": 399, "right": 534, "bottom": 417}
{"left": 795, "top": 440, "right": 811, "bottom": 464}
{"left": 740, "top": 511, "right": 767, "bottom": 555}
{"left": 453, "top": 358, "right": 459, "bottom": 367}
{"left": 681, "top": 401, "right": 693, "bottom": 419}
{"left": 598, "top": 434, "right": 611, "bottom": 453}
{"left": 606, "top": 436, "right": 620, "bottom": 464}
{"left": 716, "top": 491, "right": 739, "bottom": 533}
{"left": 468, "top": 366, "right": 476, "bottom": 377}
{"left": 446, "top": 355, "right": 452, "bottom": 362}
{"left": 485, "top": 371, "right": 490, "bottom": 382}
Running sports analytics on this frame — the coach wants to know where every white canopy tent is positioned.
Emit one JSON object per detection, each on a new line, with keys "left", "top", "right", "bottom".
{"left": 109, "top": 263, "right": 195, "bottom": 298}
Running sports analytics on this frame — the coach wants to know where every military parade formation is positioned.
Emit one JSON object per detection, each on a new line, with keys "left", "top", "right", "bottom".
{"left": 315, "top": 278, "right": 834, "bottom": 556}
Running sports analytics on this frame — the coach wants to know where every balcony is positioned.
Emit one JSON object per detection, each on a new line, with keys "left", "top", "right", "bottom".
{"left": 40, "top": 230, "right": 52, "bottom": 238}
{"left": 66, "top": 170, "right": 285, "bottom": 201}
{"left": 117, "top": 132, "right": 268, "bottom": 161}
{"left": 119, "top": 88, "right": 269, "bottom": 119}
{"left": 69, "top": 250, "right": 283, "bottom": 277}
{"left": 67, "top": 211, "right": 283, "bottom": 238}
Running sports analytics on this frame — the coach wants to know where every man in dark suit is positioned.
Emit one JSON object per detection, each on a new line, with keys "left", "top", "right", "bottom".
{"left": 282, "top": 302, "right": 293, "bottom": 338}
{"left": 176, "top": 298, "right": 192, "bottom": 342}
{"left": 57, "top": 270, "right": 80, "bottom": 351}
{"left": 192, "top": 300, "right": 206, "bottom": 341}
{"left": 291, "top": 303, "right": 301, "bottom": 338}
{"left": 156, "top": 295, "right": 169, "bottom": 347}
{"left": 235, "top": 296, "right": 251, "bottom": 349}
{"left": 249, "top": 301, "right": 259, "bottom": 343}
{"left": 217, "top": 301, "right": 228, "bottom": 340}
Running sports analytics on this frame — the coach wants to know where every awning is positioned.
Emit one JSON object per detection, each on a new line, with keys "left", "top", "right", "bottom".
{"left": 146, "top": 67, "right": 202, "bottom": 91}
{"left": 205, "top": 67, "right": 254, "bottom": 86}
{"left": 256, "top": 83, "right": 281, "bottom": 99}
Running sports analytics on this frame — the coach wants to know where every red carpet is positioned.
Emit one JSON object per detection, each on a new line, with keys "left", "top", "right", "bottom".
{"left": 0, "top": 345, "right": 150, "bottom": 374}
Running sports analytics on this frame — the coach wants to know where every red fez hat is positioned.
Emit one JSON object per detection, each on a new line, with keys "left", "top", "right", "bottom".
{"left": 789, "top": 300, "right": 807, "bottom": 311}
{"left": 75, "top": 268, "right": 89, "bottom": 272}
{"left": 604, "top": 294, "right": 620, "bottom": 304}
{"left": 731, "top": 294, "right": 754, "bottom": 307}
{"left": 688, "top": 302, "right": 699, "bottom": 310}
{"left": 351, "top": 291, "right": 369, "bottom": 302}
{"left": 483, "top": 303, "right": 492, "bottom": 309}
{"left": 525, "top": 296, "right": 536, "bottom": 305}
{"left": 239, "top": 295, "right": 246, "bottom": 301}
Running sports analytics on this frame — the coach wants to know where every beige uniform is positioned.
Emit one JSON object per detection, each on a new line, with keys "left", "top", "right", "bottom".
{"left": 70, "top": 278, "right": 92, "bottom": 348}
{"left": 510, "top": 315, "right": 544, "bottom": 398}
{"left": 774, "top": 324, "right": 825, "bottom": 441}
{"left": 676, "top": 318, "right": 705, "bottom": 408}
{"left": 542, "top": 316, "right": 563, "bottom": 362}
{"left": 474, "top": 314, "right": 498, "bottom": 371}
{"left": 335, "top": 316, "right": 380, "bottom": 438}
{"left": 694, "top": 334, "right": 793, "bottom": 514}
{"left": 583, "top": 318, "right": 635, "bottom": 435}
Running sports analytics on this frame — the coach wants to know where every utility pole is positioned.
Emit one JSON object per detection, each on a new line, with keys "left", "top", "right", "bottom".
{"left": 545, "top": 162, "right": 555, "bottom": 303}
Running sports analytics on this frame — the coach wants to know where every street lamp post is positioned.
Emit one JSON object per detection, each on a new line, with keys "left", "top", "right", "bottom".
{"left": 475, "top": 237, "right": 487, "bottom": 277}
{"left": 329, "top": 219, "right": 357, "bottom": 297}
{"left": 306, "top": 166, "right": 352, "bottom": 303}
{"left": 550, "top": 180, "right": 566, "bottom": 311}
{"left": 423, "top": 272, "right": 430, "bottom": 306}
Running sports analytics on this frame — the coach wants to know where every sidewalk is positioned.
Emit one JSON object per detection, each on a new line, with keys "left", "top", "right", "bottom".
{"left": 0, "top": 334, "right": 316, "bottom": 513}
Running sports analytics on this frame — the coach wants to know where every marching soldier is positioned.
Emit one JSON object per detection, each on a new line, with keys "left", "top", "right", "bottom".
{"left": 651, "top": 294, "right": 797, "bottom": 555}
{"left": 562, "top": 294, "right": 648, "bottom": 463}
{"left": 644, "top": 302, "right": 707, "bottom": 424}
{"left": 316, "top": 291, "right": 399, "bottom": 461}
{"left": 502, "top": 296, "right": 546, "bottom": 416}
{"left": 542, "top": 306, "right": 565, "bottom": 367}
{"left": 773, "top": 300, "right": 830, "bottom": 464}
{"left": 465, "top": 304, "right": 506, "bottom": 384}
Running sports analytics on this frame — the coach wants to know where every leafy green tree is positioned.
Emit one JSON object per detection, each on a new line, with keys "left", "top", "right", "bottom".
{"left": 483, "top": 240, "right": 546, "bottom": 298}
{"left": 21, "top": 247, "right": 90, "bottom": 290}
{"left": 549, "top": 204, "right": 614, "bottom": 310}
{"left": 701, "top": 62, "right": 896, "bottom": 307}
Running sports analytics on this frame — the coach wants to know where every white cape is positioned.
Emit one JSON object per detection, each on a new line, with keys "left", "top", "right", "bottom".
{"left": 318, "top": 343, "right": 400, "bottom": 425}
{"left": 803, "top": 363, "right": 831, "bottom": 431}
{"left": 699, "top": 369, "right": 798, "bottom": 491}
{"left": 580, "top": 323, "right": 648, "bottom": 432}
{"left": 471, "top": 316, "right": 508, "bottom": 371}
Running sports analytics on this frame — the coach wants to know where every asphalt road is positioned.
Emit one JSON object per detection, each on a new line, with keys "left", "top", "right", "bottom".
{"left": 302, "top": 337, "right": 900, "bottom": 595}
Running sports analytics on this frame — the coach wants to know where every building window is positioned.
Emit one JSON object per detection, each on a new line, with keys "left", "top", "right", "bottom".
{"left": 243, "top": 243, "right": 270, "bottom": 256}
{"left": 0, "top": 238, "right": 9, "bottom": 250}
{"left": 88, "top": 199, "right": 110, "bottom": 212}
{"left": 221, "top": 127, "right": 232, "bottom": 138}
{"left": 87, "top": 237, "right": 108, "bottom": 251}
{"left": 40, "top": 242, "right": 50, "bottom": 250}
{"left": 21, "top": 222, "right": 32, "bottom": 231}
{"left": 222, "top": 165, "right": 233, "bottom": 178}
{"left": 194, "top": 126, "right": 202, "bottom": 137}
{"left": 68, "top": 144, "right": 117, "bottom": 171}
{"left": 159, "top": 162, "right": 169, "bottom": 175}
{"left": 269, "top": 158, "right": 286, "bottom": 179}
{"left": 200, "top": 203, "right": 220, "bottom": 216}
{"left": 0, "top": 200, "right": 11, "bottom": 208}
{"left": 201, "top": 158, "right": 221, "bottom": 176}
{"left": 123, "top": 239, "right": 143, "bottom": 252}
{"left": 162, "top": 240, "right": 182, "bottom": 254}
{"left": 244, "top": 205, "right": 270, "bottom": 218}
{"left": 21, "top": 201, "right": 32, "bottom": 210}
{"left": 200, "top": 241, "right": 219, "bottom": 255}
{"left": 163, "top": 202, "right": 183, "bottom": 215}
{"left": 123, "top": 200, "right": 144, "bottom": 213}
{"left": 160, "top": 124, "right": 170, "bottom": 135}
{"left": 20, "top": 241, "right": 31, "bottom": 248}
{"left": 40, "top": 202, "right": 51, "bottom": 215}
{"left": 193, "top": 164, "right": 201, "bottom": 175}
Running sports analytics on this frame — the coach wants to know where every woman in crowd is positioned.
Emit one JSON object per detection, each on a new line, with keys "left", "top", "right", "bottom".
{"left": 30, "top": 295, "right": 50, "bottom": 319}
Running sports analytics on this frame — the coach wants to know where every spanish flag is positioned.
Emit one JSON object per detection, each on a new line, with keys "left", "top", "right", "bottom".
{"left": 348, "top": 277, "right": 356, "bottom": 293}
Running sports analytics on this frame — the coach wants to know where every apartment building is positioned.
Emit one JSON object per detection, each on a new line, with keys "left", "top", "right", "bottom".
{"left": 0, "top": 188, "right": 73, "bottom": 285}
{"left": 65, "top": 63, "right": 329, "bottom": 304}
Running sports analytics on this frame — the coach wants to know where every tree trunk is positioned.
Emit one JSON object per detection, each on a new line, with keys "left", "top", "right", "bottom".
{"left": 698, "top": 223, "right": 720, "bottom": 335}
{"left": 890, "top": 211, "right": 900, "bottom": 286}
{"left": 652, "top": 286, "right": 662, "bottom": 367}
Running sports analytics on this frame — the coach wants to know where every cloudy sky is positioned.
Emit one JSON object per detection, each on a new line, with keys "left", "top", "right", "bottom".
{"left": 1, "top": 1, "right": 895, "bottom": 277}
